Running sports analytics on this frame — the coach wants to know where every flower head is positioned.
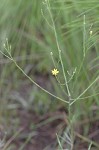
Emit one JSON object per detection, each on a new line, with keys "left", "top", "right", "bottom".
{"left": 51, "top": 68, "right": 59, "bottom": 76}
{"left": 90, "top": 30, "right": 93, "bottom": 35}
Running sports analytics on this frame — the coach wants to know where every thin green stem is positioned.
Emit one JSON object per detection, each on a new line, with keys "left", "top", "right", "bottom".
{"left": 83, "top": 15, "right": 86, "bottom": 57}
{"left": 70, "top": 75, "right": 99, "bottom": 105}
{"left": 47, "top": 0, "right": 71, "bottom": 99}
{"left": 88, "top": 142, "right": 92, "bottom": 150}
{"left": 12, "top": 58, "right": 69, "bottom": 104}
{"left": 56, "top": 133, "right": 63, "bottom": 150}
{"left": 46, "top": 1, "right": 74, "bottom": 149}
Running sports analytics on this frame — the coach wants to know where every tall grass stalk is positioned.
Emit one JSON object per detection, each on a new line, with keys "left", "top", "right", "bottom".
{"left": 83, "top": 15, "right": 86, "bottom": 57}
{"left": 0, "top": 0, "right": 99, "bottom": 149}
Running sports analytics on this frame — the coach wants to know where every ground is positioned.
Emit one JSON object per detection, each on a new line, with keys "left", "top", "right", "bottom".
{"left": 0, "top": 76, "right": 99, "bottom": 150}
{"left": 1, "top": 107, "right": 98, "bottom": 150}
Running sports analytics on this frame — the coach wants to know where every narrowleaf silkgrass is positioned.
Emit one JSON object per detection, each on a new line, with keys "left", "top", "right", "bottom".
{"left": 0, "top": 0, "right": 99, "bottom": 149}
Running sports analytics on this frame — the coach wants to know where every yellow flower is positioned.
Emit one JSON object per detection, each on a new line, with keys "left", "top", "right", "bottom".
{"left": 51, "top": 68, "right": 59, "bottom": 76}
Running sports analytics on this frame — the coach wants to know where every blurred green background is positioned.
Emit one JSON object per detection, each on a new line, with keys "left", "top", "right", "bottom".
{"left": 0, "top": 0, "right": 99, "bottom": 149}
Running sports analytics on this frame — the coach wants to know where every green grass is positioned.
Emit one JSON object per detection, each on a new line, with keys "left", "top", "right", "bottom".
{"left": 0, "top": 0, "right": 99, "bottom": 149}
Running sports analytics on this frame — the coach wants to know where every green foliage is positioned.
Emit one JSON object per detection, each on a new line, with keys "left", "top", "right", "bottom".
{"left": 0, "top": 0, "right": 98, "bottom": 112}
{"left": 0, "top": 0, "right": 99, "bottom": 149}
